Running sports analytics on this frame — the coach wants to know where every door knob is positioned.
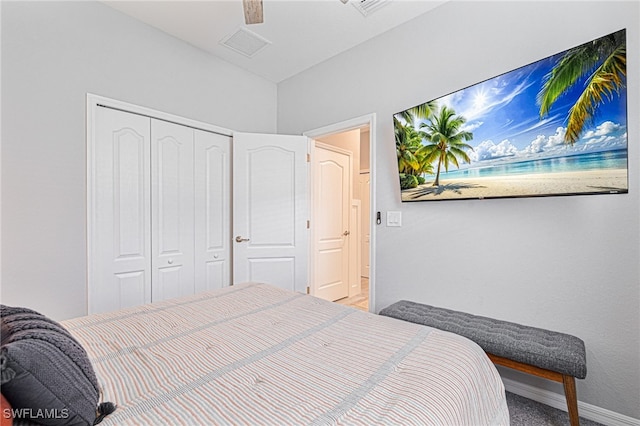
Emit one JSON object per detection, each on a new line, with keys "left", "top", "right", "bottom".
{"left": 343, "top": 230, "right": 350, "bottom": 236}
{"left": 235, "top": 236, "right": 250, "bottom": 243}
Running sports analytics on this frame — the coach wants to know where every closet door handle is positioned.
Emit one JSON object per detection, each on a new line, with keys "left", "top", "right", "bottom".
{"left": 235, "top": 236, "right": 250, "bottom": 243}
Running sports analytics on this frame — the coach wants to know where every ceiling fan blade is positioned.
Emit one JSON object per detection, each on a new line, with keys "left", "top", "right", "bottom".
{"left": 243, "top": 0, "right": 264, "bottom": 25}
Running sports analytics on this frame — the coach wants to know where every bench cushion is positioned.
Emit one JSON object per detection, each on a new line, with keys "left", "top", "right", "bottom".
{"left": 379, "top": 300, "right": 587, "bottom": 379}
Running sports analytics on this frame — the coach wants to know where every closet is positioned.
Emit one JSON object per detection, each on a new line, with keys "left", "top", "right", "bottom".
{"left": 89, "top": 106, "right": 231, "bottom": 314}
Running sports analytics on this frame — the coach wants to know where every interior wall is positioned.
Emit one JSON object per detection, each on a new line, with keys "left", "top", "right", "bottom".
{"left": 360, "top": 129, "right": 370, "bottom": 171}
{"left": 0, "top": 1, "right": 3, "bottom": 296}
{"left": 277, "top": 1, "right": 639, "bottom": 419}
{"left": 0, "top": 1, "right": 277, "bottom": 321}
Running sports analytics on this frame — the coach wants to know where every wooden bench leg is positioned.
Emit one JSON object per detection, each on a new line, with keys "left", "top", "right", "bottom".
{"left": 562, "top": 375, "right": 580, "bottom": 426}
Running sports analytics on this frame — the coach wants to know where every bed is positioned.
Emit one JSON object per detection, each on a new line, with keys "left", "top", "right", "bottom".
{"left": 4, "top": 282, "right": 509, "bottom": 425}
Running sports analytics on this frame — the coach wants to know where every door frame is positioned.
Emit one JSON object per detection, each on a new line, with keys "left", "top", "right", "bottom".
{"left": 303, "top": 113, "right": 376, "bottom": 312}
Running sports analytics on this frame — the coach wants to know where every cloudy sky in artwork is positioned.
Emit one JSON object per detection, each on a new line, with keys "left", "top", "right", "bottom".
{"left": 417, "top": 41, "right": 627, "bottom": 168}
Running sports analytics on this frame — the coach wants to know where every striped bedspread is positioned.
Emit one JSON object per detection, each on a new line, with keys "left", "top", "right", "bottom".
{"left": 63, "top": 283, "right": 509, "bottom": 425}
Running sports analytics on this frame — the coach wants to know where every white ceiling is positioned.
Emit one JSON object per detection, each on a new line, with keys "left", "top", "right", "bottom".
{"left": 103, "top": 0, "right": 447, "bottom": 83}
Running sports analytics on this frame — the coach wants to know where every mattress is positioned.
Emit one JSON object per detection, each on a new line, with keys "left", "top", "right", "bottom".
{"left": 62, "top": 283, "right": 509, "bottom": 425}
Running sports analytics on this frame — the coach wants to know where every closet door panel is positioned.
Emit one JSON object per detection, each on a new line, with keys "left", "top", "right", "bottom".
{"left": 91, "top": 107, "right": 151, "bottom": 314}
{"left": 151, "top": 120, "right": 195, "bottom": 302}
{"left": 194, "top": 130, "right": 231, "bottom": 292}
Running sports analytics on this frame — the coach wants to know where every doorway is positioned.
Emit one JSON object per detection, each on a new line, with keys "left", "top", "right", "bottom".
{"left": 305, "top": 114, "right": 375, "bottom": 312}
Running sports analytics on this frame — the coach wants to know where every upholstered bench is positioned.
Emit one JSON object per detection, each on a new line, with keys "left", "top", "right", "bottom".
{"left": 379, "top": 300, "right": 587, "bottom": 426}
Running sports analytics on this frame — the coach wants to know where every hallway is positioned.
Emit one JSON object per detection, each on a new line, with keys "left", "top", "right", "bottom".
{"left": 335, "top": 278, "right": 369, "bottom": 311}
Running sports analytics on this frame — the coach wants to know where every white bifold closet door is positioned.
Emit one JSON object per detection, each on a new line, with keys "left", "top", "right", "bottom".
{"left": 91, "top": 106, "right": 230, "bottom": 314}
{"left": 194, "top": 129, "right": 230, "bottom": 294}
{"left": 93, "top": 107, "right": 151, "bottom": 313}
{"left": 151, "top": 119, "right": 195, "bottom": 301}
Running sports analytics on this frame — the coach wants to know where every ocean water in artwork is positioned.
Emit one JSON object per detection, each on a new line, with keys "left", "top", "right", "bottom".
{"left": 439, "top": 149, "right": 627, "bottom": 180}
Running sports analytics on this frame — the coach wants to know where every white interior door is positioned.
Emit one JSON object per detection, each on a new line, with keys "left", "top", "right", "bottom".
{"left": 91, "top": 107, "right": 151, "bottom": 314}
{"left": 313, "top": 142, "right": 352, "bottom": 302}
{"left": 151, "top": 120, "right": 195, "bottom": 301}
{"left": 194, "top": 130, "right": 231, "bottom": 292}
{"left": 232, "top": 132, "right": 309, "bottom": 293}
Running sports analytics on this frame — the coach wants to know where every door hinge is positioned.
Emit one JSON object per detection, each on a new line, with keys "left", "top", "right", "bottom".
{"left": 306, "top": 286, "right": 310, "bottom": 294}
{"left": 306, "top": 153, "right": 310, "bottom": 163}
{"left": 307, "top": 220, "right": 310, "bottom": 229}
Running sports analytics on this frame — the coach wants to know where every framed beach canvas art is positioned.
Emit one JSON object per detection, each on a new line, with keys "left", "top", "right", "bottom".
{"left": 394, "top": 29, "right": 628, "bottom": 202}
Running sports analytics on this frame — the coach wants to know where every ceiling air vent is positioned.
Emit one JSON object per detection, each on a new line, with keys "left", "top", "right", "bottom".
{"left": 352, "top": 0, "right": 392, "bottom": 17}
{"left": 220, "top": 27, "right": 271, "bottom": 58}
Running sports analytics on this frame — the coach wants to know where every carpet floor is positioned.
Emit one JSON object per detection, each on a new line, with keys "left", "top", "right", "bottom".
{"left": 507, "top": 392, "right": 604, "bottom": 426}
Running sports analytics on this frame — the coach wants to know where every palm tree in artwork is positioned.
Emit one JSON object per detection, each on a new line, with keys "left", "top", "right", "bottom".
{"left": 394, "top": 102, "right": 438, "bottom": 176}
{"left": 395, "top": 101, "right": 438, "bottom": 127}
{"left": 418, "top": 106, "right": 473, "bottom": 186}
{"left": 538, "top": 29, "right": 626, "bottom": 145}
{"left": 395, "top": 118, "right": 422, "bottom": 174}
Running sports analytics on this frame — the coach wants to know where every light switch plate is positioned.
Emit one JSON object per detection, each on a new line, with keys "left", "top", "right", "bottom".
{"left": 387, "top": 211, "right": 402, "bottom": 227}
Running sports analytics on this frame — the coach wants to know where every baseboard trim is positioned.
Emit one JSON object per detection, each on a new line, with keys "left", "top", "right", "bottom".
{"left": 503, "top": 378, "right": 640, "bottom": 426}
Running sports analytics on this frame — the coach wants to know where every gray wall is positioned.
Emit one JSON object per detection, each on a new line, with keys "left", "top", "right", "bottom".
{"left": 1, "top": 1, "right": 277, "bottom": 320}
{"left": 278, "top": 1, "right": 639, "bottom": 419}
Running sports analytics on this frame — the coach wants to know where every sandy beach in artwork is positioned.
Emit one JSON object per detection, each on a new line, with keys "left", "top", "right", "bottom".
{"left": 401, "top": 169, "right": 628, "bottom": 201}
